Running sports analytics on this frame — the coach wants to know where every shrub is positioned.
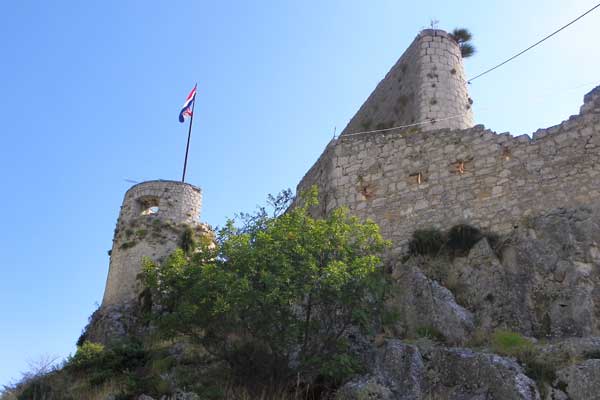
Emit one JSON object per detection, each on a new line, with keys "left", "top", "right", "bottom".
{"left": 523, "top": 359, "right": 556, "bottom": 387}
{"left": 415, "top": 326, "right": 446, "bottom": 343}
{"left": 142, "top": 187, "right": 390, "bottom": 390}
{"left": 68, "top": 342, "right": 105, "bottom": 368}
{"left": 180, "top": 225, "right": 196, "bottom": 255}
{"left": 449, "top": 28, "right": 476, "bottom": 58}
{"left": 408, "top": 229, "right": 444, "bottom": 256}
{"left": 491, "top": 330, "right": 534, "bottom": 358}
{"left": 490, "top": 330, "right": 561, "bottom": 396}
{"left": 407, "top": 224, "right": 507, "bottom": 260}
{"left": 446, "top": 224, "right": 483, "bottom": 254}
{"left": 66, "top": 340, "right": 148, "bottom": 387}
{"left": 16, "top": 379, "right": 55, "bottom": 400}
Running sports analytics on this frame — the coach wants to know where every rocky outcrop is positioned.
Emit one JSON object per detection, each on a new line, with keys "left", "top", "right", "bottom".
{"left": 555, "top": 359, "right": 600, "bottom": 400}
{"left": 337, "top": 340, "right": 540, "bottom": 400}
{"left": 388, "top": 264, "right": 474, "bottom": 345}
{"left": 78, "top": 302, "right": 145, "bottom": 345}
{"left": 408, "top": 206, "right": 600, "bottom": 341}
{"left": 136, "top": 390, "right": 200, "bottom": 400}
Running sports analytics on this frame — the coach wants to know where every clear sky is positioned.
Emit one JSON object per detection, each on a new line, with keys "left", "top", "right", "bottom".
{"left": 1, "top": 0, "right": 598, "bottom": 386}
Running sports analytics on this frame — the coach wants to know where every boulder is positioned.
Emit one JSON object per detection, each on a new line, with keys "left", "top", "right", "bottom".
{"left": 411, "top": 206, "right": 600, "bottom": 340}
{"left": 555, "top": 359, "right": 600, "bottom": 400}
{"left": 388, "top": 264, "right": 474, "bottom": 345}
{"left": 337, "top": 340, "right": 540, "bottom": 400}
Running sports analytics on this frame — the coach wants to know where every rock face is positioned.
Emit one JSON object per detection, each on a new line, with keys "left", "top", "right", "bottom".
{"left": 410, "top": 206, "right": 600, "bottom": 340}
{"left": 136, "top": 390, "right": 200, "bottom": 400}
{"left": 352, "top": 206, "right": 600, "bottom": 398}
{"left": 388, "top": 264, "right": 474, "bottom": 345}
{"left": 555, "top": 359, "right": 600, "bottom": 400}
{"left": 337, "top": 340, "right": 540, "bottom": 400}
{"left": 78, "top": 302, "right": 144, "bottom": 345}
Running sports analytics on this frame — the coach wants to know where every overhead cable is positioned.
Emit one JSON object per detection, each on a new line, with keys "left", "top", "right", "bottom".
{"left": 468, "top": 2, "right": 600, "bottom": 83}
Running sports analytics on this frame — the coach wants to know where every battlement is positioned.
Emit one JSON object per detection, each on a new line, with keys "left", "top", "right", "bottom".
{"left": 341, "top": 29, "right": 473, "bottom": 135}
{"left": 101, "top": 180, "right": 204, "bottom": 307}
{"left": 297, "top": 86, "right": 600, "bottom": 252}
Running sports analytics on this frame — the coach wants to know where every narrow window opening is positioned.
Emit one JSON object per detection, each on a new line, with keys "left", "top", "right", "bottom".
{"left": 139, "top": 197, "right": 160, "bottom": 216}
{"left": 409, "top": 172, "right": 425, "bottom": 185}
{"left": 451, "top": 159, "right": 472, "bottom": 175}
{"left": 455, "top": 161, "right": 466, "bottom": 174}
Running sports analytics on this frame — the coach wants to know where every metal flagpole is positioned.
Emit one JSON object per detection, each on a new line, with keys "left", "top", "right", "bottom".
{"left": 181, "top": 86, "right": 196, "bottom": 183}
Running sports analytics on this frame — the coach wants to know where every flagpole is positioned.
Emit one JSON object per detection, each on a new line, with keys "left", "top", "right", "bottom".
{"left": 181, "top": 87, "right": 196, "bottom": 183}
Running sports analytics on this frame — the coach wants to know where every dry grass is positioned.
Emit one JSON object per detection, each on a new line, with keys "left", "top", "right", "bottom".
{"left": 69, "top": 379, "right": 125, "bottom": 400}
{"left": 222, "top": 384, "right": 331, "bottom": 400}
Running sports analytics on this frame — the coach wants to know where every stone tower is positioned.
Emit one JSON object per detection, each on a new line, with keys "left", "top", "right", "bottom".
{"left": 101, "top": 180, "right": 203, "bottom": 308}
{"left": 341, "top": 29, "right": 473, "bottom": 135}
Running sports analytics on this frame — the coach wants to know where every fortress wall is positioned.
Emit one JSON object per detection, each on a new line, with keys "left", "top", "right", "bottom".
{"left": 341, "top": 29, "right": 473, "bottom": 135}
{"left": 297, "top": 87, "right": 600, "bottom": 252}
{"left": 101, "top": 180, "right": 203, "bottom": 307}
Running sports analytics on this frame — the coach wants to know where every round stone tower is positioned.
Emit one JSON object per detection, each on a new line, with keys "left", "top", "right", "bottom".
{"left": 341, "top": 29, "right": 474, "bottom": 135}
{"left": 101, "top": 180, "right": 203, "bottom": 308}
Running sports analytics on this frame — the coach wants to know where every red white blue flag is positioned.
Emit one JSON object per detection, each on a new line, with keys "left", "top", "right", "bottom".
{"left": 179, "top": 84, "right": 197, "bottom": 123}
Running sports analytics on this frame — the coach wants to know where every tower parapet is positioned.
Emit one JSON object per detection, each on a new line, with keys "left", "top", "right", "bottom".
{"left": 342, "top": 29, "right": 473, "bottom": 135}
{"left": 101, "top": 180, "right": 203, "bottom": 308}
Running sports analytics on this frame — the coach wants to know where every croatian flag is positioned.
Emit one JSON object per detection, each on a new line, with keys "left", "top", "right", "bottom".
{"left": 178, "top": 84, "right": 197, "bottom": 123}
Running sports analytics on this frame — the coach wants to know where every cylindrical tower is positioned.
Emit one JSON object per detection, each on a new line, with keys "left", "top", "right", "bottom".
{"left": 416, "top": 29, "right": 474, "bottom": 131}
{"left": 101, "top": 180, "right": 203, "bottom": 308}
{"left": 341, "top": 29, "right": 474, "bottom": 135}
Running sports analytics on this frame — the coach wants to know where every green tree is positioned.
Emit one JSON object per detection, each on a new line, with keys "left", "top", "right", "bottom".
{"left": 449, "top": 28, "right": 476, "bottom": 58}
{"left": 141, "top": 187, "right": 389, "bottom": 387}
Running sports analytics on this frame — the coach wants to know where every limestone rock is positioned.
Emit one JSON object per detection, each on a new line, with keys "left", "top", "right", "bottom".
{"left": 555, "top": 359, "right": 600, "bottom": 400}
{"left": 388, "top": 264, "right": 474, "bottom": 345}
{"left": 136, "top": 391, "right": 200, "bottom": 400}
{"left": 335, "top": 377, "right": 394, "bottom": 400}
{"left": 78, "top": 302, "right": 144, "bottom": 345}
{"left": 337, "top": 340, "right": 540, "bottom": 400}
{"left": 413, "top": 206, "right": 600, "bottom": 340}
{"left": 537, "top": 336, "right": 600, "bottom": 365}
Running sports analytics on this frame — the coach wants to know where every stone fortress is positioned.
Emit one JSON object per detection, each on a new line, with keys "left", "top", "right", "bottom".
{"left": 97, "top": 28, "right": 599, "bottom": 316}
{"left": 296, "top": 28, "right": 600, "bottom": 253}
{"left": 81, "top": 28, "right": 600, "bottom": 399}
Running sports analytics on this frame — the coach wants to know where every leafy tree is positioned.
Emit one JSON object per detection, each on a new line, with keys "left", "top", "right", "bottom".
{"left": 141, "top": 187, "right": 389, "bottom": 387}
{"left": 450, "top": 28, "right": 476, "bottom": 58}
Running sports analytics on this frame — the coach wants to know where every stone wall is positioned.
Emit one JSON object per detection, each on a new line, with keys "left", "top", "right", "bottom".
{"left": 101, "top": 180, "right": 203, "bottom": 307}
{"left": 297, "top": 86, "right": 600, "bottom": 253}
{"left": 341, "top": 29, "right": 473, "bottom": 135}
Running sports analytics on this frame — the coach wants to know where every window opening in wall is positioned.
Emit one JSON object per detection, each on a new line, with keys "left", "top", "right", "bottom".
{"left": 359, "top": 184, "right": 376, "bottom": 200}
{"left": 409, "top": 172, "right": 425, "bottom": 185}
{"left": 502, "top": 147, "right": 511, "bottom": 161}
{"left": 455, "top": 160, "right": 466, "bottom": 174}
{"left": 139, "top": 197, "right": 160, "bottom": 216}
{"left": 451, "top": 159, "right": 472, "bottom": 175}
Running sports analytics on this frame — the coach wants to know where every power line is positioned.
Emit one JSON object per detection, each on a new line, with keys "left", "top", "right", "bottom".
{"left": 468, "top": 2, "right": 600, "bottom": 83}
{"left": 338, "top": 75, "right": 598, "bottom": 138}
{"left": 339, "top": 112, "right": 471, "bottom": 138}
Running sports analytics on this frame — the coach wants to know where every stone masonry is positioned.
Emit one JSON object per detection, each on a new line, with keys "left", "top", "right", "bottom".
{"left": 101, "top": 180, "right": 203, "bottom": 307}
{"left": 297, "top": 79, "right": 600, "bottom": 252}
{"left": 342, "top": 29, "right": 473, "bottom": 135}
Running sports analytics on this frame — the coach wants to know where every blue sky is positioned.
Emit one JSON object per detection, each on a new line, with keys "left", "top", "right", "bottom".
{"left": 0, "top": 0, "right": 598, "bottom": 386}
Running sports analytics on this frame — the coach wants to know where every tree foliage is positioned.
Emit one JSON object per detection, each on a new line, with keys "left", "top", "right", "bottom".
{"left": 141, "top": 187, "right": 389, "bottom": 386}
{"left": 449, "top": 28, "right": 476, "bottom": 58}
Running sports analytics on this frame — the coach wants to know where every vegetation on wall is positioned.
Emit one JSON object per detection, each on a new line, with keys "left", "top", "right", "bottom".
{"left": 408, "top": 223, "right": 505, "bottom": 258}
{"left": 449, "top": 28, "right": 476, "bottom": 58}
